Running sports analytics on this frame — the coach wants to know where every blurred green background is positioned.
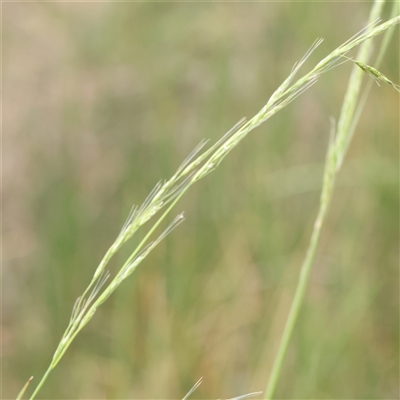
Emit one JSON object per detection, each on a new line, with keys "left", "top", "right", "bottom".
{"left": 3, "top": 2, "right": 399, "bottom": 399}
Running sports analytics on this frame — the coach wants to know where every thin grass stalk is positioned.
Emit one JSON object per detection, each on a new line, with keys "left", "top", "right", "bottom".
{"left": 263, "top": 1, "right": 396, "bottom": 398}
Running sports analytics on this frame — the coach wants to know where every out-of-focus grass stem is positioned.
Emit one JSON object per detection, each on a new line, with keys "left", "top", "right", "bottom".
{"left": 264, "top": 1, "right": 399, "bottom": 398}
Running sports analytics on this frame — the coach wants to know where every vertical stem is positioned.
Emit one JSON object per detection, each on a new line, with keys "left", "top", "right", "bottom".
{"left": 264, "top": 199, "right": 331, "bottom": 400}
{"left": 264, "top": 1, "right": 385, "bottom": 398}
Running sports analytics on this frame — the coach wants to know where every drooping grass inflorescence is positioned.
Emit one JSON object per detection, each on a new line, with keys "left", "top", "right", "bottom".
{"left": 342, "top": 55, "right": 400, "bottom": 91}
{"left": 26, "top": 13, "right": 400, "bottom": 400}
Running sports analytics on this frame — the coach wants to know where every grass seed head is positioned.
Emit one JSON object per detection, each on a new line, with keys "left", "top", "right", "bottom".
{"left": 346, "top": 57, "right": 400, "bottom": 92}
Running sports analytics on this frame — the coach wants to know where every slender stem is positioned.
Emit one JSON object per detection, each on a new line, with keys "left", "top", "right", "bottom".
{"left": 29, "top": 366, "right": 52, "bottom": 400}
{"left": 264, "top": 195, "right": 331, "bottom": 399}
{"left": 264, "top": 1, "right": 386, "bottom": 398}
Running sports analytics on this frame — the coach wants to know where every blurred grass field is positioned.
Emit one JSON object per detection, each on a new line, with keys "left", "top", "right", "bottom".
{"left": 3, "top": 2, "right": 399, "bottom": 399}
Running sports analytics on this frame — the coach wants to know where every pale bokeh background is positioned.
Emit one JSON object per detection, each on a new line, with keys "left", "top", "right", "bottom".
{"left": 3, "top": 2, "right": 399, "bottom": 399}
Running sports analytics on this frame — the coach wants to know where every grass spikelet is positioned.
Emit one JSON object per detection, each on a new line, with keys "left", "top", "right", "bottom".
{"left": 343, "top": 56, "right": 400, "bottom": 91}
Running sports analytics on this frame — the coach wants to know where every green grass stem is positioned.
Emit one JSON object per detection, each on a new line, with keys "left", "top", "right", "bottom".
{"left": 264, "top": 1, "right": 399, "bottom": 398}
